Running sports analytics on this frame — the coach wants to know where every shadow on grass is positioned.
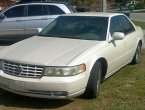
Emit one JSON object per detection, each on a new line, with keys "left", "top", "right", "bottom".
{"left": 0, "top": 89, "right": 73, "bottom": 109}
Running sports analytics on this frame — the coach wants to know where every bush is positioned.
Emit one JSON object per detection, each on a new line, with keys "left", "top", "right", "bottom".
{"left": 134, "top": 3, "right": 145, "bottom": 9}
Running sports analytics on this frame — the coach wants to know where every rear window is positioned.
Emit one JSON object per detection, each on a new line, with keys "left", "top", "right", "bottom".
{"left": 47, "top": 5, "right": 65, "bottom": 15}
{"left": 28, "top": 5, "right": 43, "bottom": 16}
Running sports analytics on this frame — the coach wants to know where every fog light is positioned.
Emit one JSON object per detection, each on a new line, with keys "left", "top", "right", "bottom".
{"left": 53, "top": 91, "right": 68, "bottom": 96}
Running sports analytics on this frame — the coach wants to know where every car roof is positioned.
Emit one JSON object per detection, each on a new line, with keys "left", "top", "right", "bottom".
{"left": 17, "top": 1, "right": 69, "bottom": 5}
{"left": 62, "top": 12, "right": 124, "bottom": 17}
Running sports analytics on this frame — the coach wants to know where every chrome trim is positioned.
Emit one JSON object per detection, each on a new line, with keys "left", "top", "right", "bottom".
{"left": 3, "top": 61, "right": 44, "bottom": 78}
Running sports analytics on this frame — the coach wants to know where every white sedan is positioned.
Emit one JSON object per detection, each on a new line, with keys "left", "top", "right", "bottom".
{"left": 0, "top": 12, "right": 144, "bottom": 99}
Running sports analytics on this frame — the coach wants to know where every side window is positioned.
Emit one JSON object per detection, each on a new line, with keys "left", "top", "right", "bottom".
{"left": 47, "top": 5, "right": 65, "bottom": 15}
{"left": 43, "top": 5, "right": 50, "bottom": 15}
{"left": 4, "top": 6, "right": 25, "bottom": 18}
{"left": 110, "top": 15, "right": 135, "bottom": 35}
{"left": 120, "top": 16, "right": 135, "bottom": 34}
{"left": 28, "top": 5, "right": 43, "bottom": 16}
{"left": 110, "top": 16, "right": 120, "bottom": 35}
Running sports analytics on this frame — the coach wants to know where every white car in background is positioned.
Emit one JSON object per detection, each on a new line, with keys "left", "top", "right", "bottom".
{"left": 0, "top": 2, "right": 76, "bottom": 41}
{"left": 126, "top": 0, "right": 139, "bottom": 7}
{"left": 0, "top": 12, "right": 144, "bottom": 99}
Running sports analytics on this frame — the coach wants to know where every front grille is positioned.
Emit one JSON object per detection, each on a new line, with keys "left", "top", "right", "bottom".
{"left": 3, "top": 61, "right": 44, "bottom": 78}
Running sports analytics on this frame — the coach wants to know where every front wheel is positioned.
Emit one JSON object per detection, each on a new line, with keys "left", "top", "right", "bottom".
{"left": 131, "top": 43, "right": 141, "bottom": 64}
{"left": 83, "top": 61, "right": 102, "bottom": 99}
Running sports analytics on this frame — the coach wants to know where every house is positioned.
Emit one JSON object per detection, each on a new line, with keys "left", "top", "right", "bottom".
{"left": 0, "top": 0, "right": 16, "bottom": 11}
{"left": 0, "top": 0, "right": 8, "bottom": 10}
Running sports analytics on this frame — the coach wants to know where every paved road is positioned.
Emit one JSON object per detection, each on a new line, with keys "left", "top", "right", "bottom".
{"left": 130, "top": 13, "right": 145, "bottom": 49}
{"left": 130, "top": 12, "right": 145, "bottom": 48}
{"left": 130, "top": 13, "right": 145, "bottom": 22}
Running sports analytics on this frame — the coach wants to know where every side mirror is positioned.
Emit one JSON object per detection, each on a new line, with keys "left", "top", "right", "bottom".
{"left": 37, "top": 28, "right": 42, "bottom": 33}
{"left": 112, "top": 32, "right": 125, "bottom": 41}
{"left": 0, "top": 14, "right": 6, "bottom": 20}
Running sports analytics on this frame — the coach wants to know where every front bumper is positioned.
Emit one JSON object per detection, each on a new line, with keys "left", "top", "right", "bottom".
{"left": 0, "top": 70, "right": 88, "bottom": 99}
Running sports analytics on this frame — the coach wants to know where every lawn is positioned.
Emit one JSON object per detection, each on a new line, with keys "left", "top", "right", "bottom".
{"left": 133, "top": 21, "right": 145, "bottom": 29}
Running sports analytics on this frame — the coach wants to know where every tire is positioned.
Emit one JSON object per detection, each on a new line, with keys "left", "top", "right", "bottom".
{"left": 131, "top": 43, "right": 141, "bottom": 64}
{"left": 83, "top": 61, "right": 102, "bottom": 99}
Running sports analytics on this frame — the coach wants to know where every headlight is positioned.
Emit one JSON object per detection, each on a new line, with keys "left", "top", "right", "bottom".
{"left": 44, "top": 64, "right": 86, "bottom": 76}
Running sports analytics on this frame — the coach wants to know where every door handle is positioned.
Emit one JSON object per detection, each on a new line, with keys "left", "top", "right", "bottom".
{"left": 41, "top": 18, "right": 49, "bottom": 20}
{"left": 16, "top": 19, "right": 23, "bottom": 22}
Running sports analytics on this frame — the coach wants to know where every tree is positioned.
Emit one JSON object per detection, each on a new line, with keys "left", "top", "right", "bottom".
{"left": 65, "top": 0, "right": 102, "bottom": 11}
{"left": 112, "top": 0, "right": 126, "bottom": 3}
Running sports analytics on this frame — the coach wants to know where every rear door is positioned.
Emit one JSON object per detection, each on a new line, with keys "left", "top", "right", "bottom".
{"left": 24, "top": 4, "right": 51, "bottom": 37}
{"left": 118, "top": 15, "right": 137, "bottom": 61}
{"left": 0, "top": 5, "right": 25, "bottom": 40}
{"left": 24, "top": 4, "right": 66, "bottom": 37}
{"left": 107, "top": 15, "right": 130, "bottom": 74}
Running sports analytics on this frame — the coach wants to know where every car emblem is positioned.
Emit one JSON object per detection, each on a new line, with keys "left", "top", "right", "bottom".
{"left": 16, "top": 66, "right": 22, "bottom": 73}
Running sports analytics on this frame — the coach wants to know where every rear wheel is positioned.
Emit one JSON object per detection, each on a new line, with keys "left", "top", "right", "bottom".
{"left": 83, "top": 61, "right": 102, "bottom": 99}
{"left": 131, "top": 43, "right": 141, "bottom": 64}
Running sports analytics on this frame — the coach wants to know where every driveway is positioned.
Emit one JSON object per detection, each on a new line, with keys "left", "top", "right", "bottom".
{"left": 129, "top": 13, "right": 145, "bottom": 48}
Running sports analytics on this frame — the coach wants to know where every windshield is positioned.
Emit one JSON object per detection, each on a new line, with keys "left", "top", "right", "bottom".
{"left": 39, "top": 16, "right": 108, "bottom": 41}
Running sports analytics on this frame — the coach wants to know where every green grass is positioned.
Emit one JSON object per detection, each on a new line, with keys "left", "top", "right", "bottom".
{"left": 0, "top": 50, "right": 145, "bottom": 110}
{"left": 133, "top": 21, "right": 145, "bottom": 29}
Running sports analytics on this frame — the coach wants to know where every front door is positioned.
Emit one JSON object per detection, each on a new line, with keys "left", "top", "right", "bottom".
{"left": 106, "top": 15, "right": 136, "bottom": 75}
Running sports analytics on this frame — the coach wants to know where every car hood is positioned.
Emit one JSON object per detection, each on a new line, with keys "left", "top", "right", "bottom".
{"left": 0, "top": 36, "right": 101, "bottom": 66}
